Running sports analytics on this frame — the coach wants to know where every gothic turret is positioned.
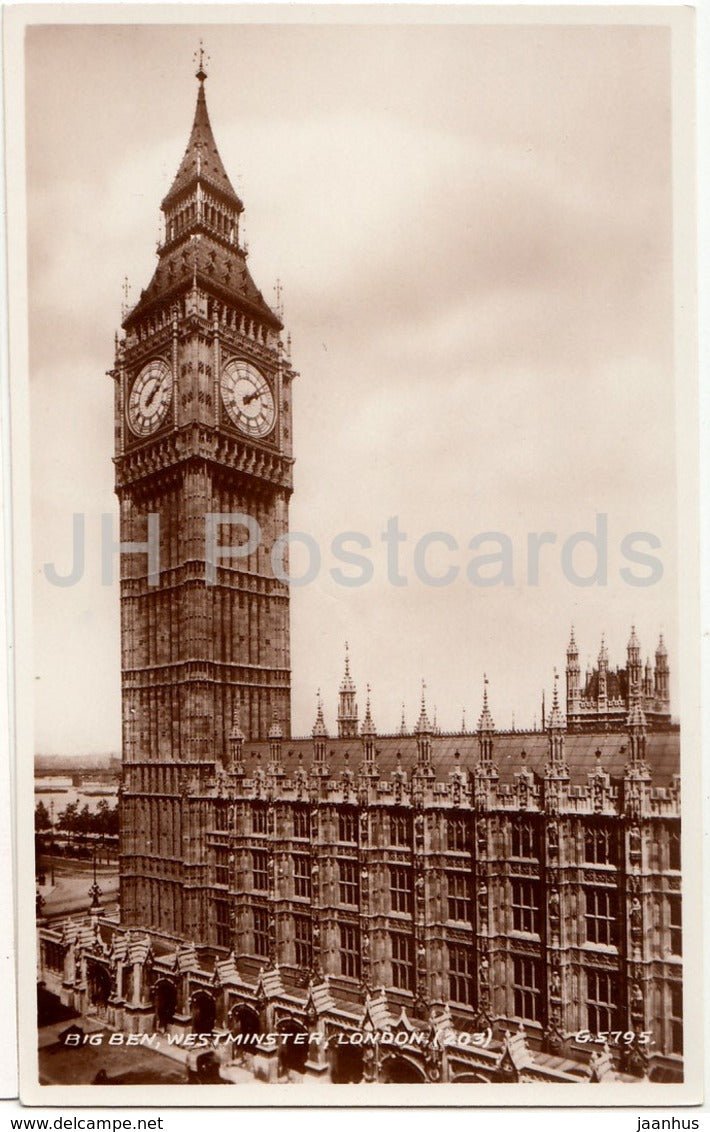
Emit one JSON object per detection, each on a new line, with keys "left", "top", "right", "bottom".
{"left": 644, "top": 656, "right": 653, "bottom": 697}
{"left": 268, "top": 713, "right": 284, "bottom": 772}
{"left": 627, "top": 697, "right": 648, "bottom": 766}
{"left": 547, "top": 670, "right": 567, "bottom": 772}
{"left": 360, "top": 685, "right": 377, "bottom": 771}
{"left": 566, "top": 625, "right": 580, "bottom": 719}
{"left": 477, "top": 675, "right": 495, "bottom": 766}
{"left": 655, "top": 634, "right": 670, "bottom": 706}
{"left": 337, "top": 643, "right": 359, "bottom": 739}
{"left": 415, "top": 683, "right": 433, "bottom": 771}
{"left": 312, "top": 691, "right": 328, "bottom": 769}
{"left": 627, "top": 625, "right": 642, "bottom": 694}
{"left": 597, "top": 634, "right": 608, "bottom": 709}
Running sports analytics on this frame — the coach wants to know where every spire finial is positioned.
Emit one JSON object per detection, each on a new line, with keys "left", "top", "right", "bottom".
{"left": 195, "top": 40, "right": 208, "bottom": 83}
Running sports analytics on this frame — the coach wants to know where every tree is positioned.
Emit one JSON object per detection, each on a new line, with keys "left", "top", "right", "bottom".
{"left": 35, "top": 801, "right": 51, "bottom": 832}
{"left": 57, "top": 801, "right": 78, "bottom": 834}
{"left": 76, "top": 803, "right": 92, "bottom": 837}
{"left": 95, "top": 799, "right": 111, "bottom": 834}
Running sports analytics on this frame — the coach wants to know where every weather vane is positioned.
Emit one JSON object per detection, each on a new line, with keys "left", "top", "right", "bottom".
{"left": 194, "top": 39, "right": 210, "bottom": 82}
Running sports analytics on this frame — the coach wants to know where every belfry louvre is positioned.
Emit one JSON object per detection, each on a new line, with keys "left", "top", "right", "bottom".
{"left": 38, "top": 65, "right": 682, "bottom": 1087}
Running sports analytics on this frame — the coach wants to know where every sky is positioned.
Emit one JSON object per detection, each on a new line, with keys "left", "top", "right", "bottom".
{"left": 25, "top": 18, "right": 680, "bottom": 753}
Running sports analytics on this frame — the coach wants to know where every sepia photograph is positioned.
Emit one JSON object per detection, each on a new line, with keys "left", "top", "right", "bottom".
{"left": 5, "top": 6, "right": 701, "bottom": 1105}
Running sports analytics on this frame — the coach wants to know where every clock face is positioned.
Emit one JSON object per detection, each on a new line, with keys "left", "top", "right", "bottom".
{"left": 221, "top": 360, "right": 276, "bottom": 439}
{"left": 127, "top": 359, "right": 173, "bottom": 437}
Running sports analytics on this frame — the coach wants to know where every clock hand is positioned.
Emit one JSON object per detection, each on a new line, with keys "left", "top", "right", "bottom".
{"left": 243, "top": 390, "right": 261, "bottom": 405}
{"left": 144, "top": 380, "right": 160, "bottom": 408}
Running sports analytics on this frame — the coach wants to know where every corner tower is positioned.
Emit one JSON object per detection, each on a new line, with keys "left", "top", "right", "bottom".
{"left": 112, "top": 64, "right": 295, "bottom": 935}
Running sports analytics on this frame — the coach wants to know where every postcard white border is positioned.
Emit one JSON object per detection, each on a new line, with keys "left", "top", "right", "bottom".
{"left": 4, "top": 2, "right": 702, "bottom": 1108}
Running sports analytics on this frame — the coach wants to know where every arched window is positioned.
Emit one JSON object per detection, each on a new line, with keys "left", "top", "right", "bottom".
{"left": 584, "top": 824, "right": 617, "bottom": 866}
{"left": 511, "top": 820, "right": 536, "bottom": 859}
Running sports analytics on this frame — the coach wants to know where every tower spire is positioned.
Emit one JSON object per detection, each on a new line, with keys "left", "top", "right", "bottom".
{"left": 337, "top": 641, "right": 358, "bottom": 738}
{"left": 162, "top": 68, "right": 241, "bottom": 213}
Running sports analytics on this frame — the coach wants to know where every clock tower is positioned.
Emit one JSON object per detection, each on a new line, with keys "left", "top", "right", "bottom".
{"left": 112, "top": 63, "right": 295, "bottom": 936}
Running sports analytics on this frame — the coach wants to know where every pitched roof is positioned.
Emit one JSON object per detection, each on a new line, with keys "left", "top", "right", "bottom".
{"left": 123, "top": 231, "right": 280, "bottom": 330}
{"left": 162, "top": 80, "right": 242, "bottom": 211}
{"left": 242, "top": 728, "right": 679, "bottom": 787}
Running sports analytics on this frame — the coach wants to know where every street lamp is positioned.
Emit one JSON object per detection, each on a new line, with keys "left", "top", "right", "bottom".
{"left": 50, "top": 800, "right": 55, "bottom": 885}
{"left": 88, "top": 845, "right": 103, "bottom": 912}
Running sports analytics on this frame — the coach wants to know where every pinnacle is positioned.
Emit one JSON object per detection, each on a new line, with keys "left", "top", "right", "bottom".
{"left": 399, "top": 703, "right": 407, "bottom": 736}
{"left": 312, "top": 690, "right": 328, "bottom": 739}
{"left": 229, "top": 704, "right": 246, "bottom": 741}
{"left": 339, "top": 641, "right": 357, "bottom": 695}
{"left": 547, "top": 670, "right": 565, "bottom": 731}
{"left": 627, "top": 697, "right": 647, "bottom": 731}
{"left": 415, "top": 680, "right": 432, "bottom": 734}
{"left": 477, "top": 674, "right": 495, "bottom": 734}
{"left": 361, "top": 684, "right": 376, "bottom": 737}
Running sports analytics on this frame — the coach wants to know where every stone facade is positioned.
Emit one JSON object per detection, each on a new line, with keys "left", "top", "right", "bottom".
{"left": 40, "top": 672, "right": 682, "bottom": 1083}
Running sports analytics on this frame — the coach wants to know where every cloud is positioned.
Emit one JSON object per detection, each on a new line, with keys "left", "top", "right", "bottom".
{"left": 24, "top": 22, "right": 678, "bottom": 749}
